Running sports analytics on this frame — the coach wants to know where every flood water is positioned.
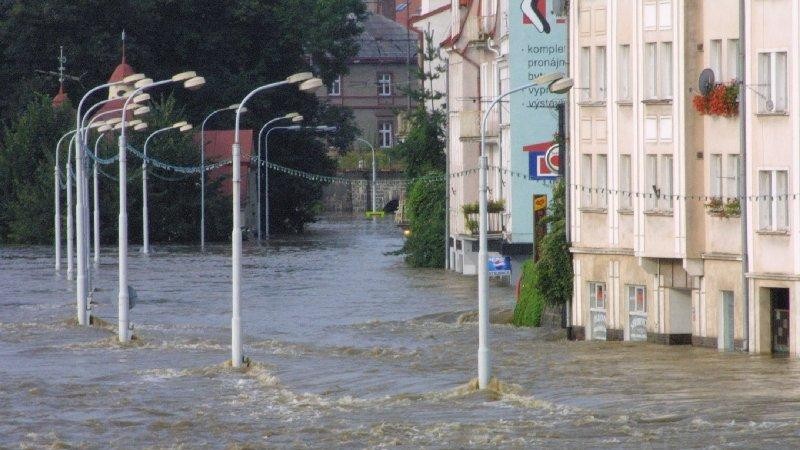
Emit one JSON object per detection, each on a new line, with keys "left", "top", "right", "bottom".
{"left": 2, "top": 216, "right": 800, "bottom": 448}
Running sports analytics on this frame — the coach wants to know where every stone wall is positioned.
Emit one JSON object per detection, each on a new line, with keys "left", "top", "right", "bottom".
{"left": 322, "top": 170, "right": 406, "bottom": 213}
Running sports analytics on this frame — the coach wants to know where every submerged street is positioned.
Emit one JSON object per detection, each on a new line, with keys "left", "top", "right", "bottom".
{"left": 2, "top": 216, "right": 800, "bottom": 448}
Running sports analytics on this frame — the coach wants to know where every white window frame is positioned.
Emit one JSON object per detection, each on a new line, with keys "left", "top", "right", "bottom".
{"left": 727, "top": 39, "right": 740, "bottom": 81}
{"left": 725, "top": 154, "right": 740, "bottom": 199}
{"left": 580, "top": 46, "right": 591, "bottom": 101}
{"left": 644, "top": 43, "right": 657, "bottom": 100}
{"left": 646, "top": 154, "right": 658, "bottom": 210}
{"left": 378, "top": 120, "right": 393, "bottom": 148}
{"left": 657, "top": 0, "right": 672, "bottom": 30}
{"left": 597, "top": 154, "right": 608, "bottom": 208}
{"left": 590, "top": 282, "right": 607, "bottom": 310}
{"left": 596, "top": 46, "right": 607, "bottom": 101}
{"left": 644, "top": 0, "right": 672, "bottom": 30}
{"left": 329, "top": 75, "right": 341, "bottom": 96}
{"left": 709, "top": 153, "right": 723, "bottom": 198}
{"left": 581, "top": 154, "right": 593, "bottom": 207}
{"left": 628, "top": 285, "right": 647, "bottom": 314}
{"left": 618, "top": 44, "right": 631, "bottom": 101}
{"left": 378, "top": 73, "right": 392, "bottom": 96}
{"left": 710, "top": 39, "right": 722, "bottom": 81}
{"left": 659, "top": 41, "right": 673, "bottom": 99}
{"left": 660, "top": 155, "right": 673, "bottom": 211}
{"left": 619, "top": 154, "right": 632, "bottom": 210}
{"left": 758, "top": 51, "right": 788, "bottom": 113}
{"left": 758, "top": 169, "right": 789, "bottom": 231}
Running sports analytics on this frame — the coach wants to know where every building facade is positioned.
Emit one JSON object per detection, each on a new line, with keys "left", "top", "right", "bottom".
{"left": 569, "top": 0, "right": 799, "bottom": 356}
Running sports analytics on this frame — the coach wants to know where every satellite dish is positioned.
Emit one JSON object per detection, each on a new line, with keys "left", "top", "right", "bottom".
{"left": 698, "top": 69, "right": 715, "bottom": 95}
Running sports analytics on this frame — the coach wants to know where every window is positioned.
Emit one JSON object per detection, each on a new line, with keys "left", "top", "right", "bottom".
{"left": 727, "top": 39, "right": 740, "bottom": 81}
{"left": 658, "top": 0, "right": 672, "bottom": 29}
{"left": 619, "top": 154, "right": 632, "bottom": 210}
{"left": 726, "top": 155, "right": 740, "bottom": 198}
{"left": 628, "top": 286, "right": 647, "bottom": 313}
{"left": 646, "top": 155, "right": 658, "bottom": 210}
{"left": 618, "top": 44, "right": 631, "bottom": 100}
{"left": 581, "top": 154, "right": 592, "bottom": 206}
{"left": 758, "top": 51, "right": 788, "bottom": 113}
{"left": 580, "top": 47, "right": 591, "bottom": 101}
{"left": 660, "top": 155, "right": 673, "bottom": 211}
{"left": 589, "top": 282, "right": 606, "bottom": 309}
{"left": 596, "top": 154, "right": 608, "bottom": 208}
{"left": 596, "top": 46, "right": 607, "bottom": 101}
{"left": 644, "top": 43, "right": 657, "bottom": 99}
{"left": 644, "top": 0, "right": 671, "bottom": 30}
{"left": 758, "top": 170, "right": 789, "bottom": 230}
{"left": 378, "top": 73, "right": 392, "bottom": 96}
{"left": 710, "top": 39, "right": 722, "bottom": 80}
{"left": 329, "top": 75, "right": 341, "bottom": 96}
{"left": 658, "top": 115, "right": 673, "bottom": 141}
{"left": 710, "top": 154, "right": 722, "bottom": 198}
{"left": 660, "top": 42, "right": 673, "bottom": 98}
{"left": 378, "top": 120, "right": 393, "bottom": 148}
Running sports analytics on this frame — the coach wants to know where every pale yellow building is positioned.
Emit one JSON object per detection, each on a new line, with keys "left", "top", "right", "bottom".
{"left": 569, "top": 0, "right": 799, "bottom": 356}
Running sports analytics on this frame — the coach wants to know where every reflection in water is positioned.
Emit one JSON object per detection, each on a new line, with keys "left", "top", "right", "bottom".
{"left": 1, "top": 216, "right": 799, "bottom": 447}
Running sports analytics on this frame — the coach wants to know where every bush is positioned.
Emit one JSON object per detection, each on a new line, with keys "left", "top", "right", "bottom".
{"left": 401, "top": 172, "right": 445, "bottom": 267}
{"left": 512, "top": 260, "right": 545, "bottom": 327}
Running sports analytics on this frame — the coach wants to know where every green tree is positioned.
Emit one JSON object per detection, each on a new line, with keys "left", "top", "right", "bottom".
{"left": 0, "top": 94, "right": 73, "bottom": 243}
{"left": 512, "top": 260, "right": 545, "bottom": 327}
{"left": 401, "top": 173, "right": 445, "bottom": 267}
{"left": 534, "top": 179, "right": 573, "bottom": 306}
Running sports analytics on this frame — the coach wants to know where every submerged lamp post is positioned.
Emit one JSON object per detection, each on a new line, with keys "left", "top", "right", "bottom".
{"left": 200, "top": 104, "right": 244, "bottom": 251}
{"left": 141, "top": 122, "right": 192, "bottom": 255}
{"left": 54, "top": 129, "right": 78, "bottom": 272}
{"left": 476, "top": 73, "right": 573, "bottom": 389}
{"left": 355, "top": 137, "right": 378, "bottom": 216}
{"left": 230, "top": 72, "right": 323, "bottom": 368}
{"left": 257, "top": 113, "right": 303, "bottom": 241}
{"left": 117, "top": 71, "right": 204, "bottom": 343}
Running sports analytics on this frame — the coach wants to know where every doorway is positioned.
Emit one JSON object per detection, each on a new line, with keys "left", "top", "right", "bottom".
{"left": 771, "top": 288, "right": 790, "bottom": 354}
{"left": 719, "top": 291, "right": 734, "bottom": 351}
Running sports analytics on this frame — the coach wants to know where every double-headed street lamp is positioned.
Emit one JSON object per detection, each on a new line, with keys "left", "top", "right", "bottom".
{"left": 354, "top": 137, "right": 377, "bottom": 215}
{"left": 230, "top": 72, "right": 322, "bottom": 368}
{"left": 141, "top": 122, "right": 193, "bottom": 255}
{"left": 117, "top": 71, "right": 205, "bottom": 343}
{"left": 476, "top": 73, "right": 573, "bottom": 389}
{"left": 257, "top": 113, "right": 303, "bottom": 241}
{"left": 200, "top": 104, "right": 244, "bottom": 251}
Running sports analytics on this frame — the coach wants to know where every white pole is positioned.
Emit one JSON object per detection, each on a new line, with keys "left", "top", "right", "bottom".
{"left": 66, "top": 138, "right": 75, "bottom": 281}
{"left": 54, "top": 164, "right": 61, "bottom": 271}
{"left": 118, "top": 133, "right": 129, "bottom": 341}
{"left": 372, "top": 143, "right": 377, "bottom": 214}
{"left": 93, "top": 134, "right": 102, "bottom": 264}
{"left": 75, "top": 123, "right": 88, "bottom": 325}
{"left": 263, "top": 125, "right": 301, "bottom": 240}
{"left": 142, "top": 155, "right": 149, "bottom": 254}
{"left": 200, "top": 105, "right": 238, "bottom": 251}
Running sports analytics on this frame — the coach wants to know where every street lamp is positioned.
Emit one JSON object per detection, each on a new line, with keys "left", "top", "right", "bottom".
{"left": 256, "top": 112, "right": 303, "bottom": 242}
{"left": 200, "top": 104, "right": 245, "bottom": 251}
{"left": 141, "top": 122, "right": 193, "bottom": 255}
{"left": 230, "top": 72, "right": 322, "bottom": 368}
{"left": 355, "top": 137, "right": 378, "bottom": 216}
{"left": 476, "top": 73, "right": 573, "bottom": 389}
{"left": 54, "top": 129, "right": 77, "bottom": 272}
{"left": 117, "top": 71, "right": 205, "bottom": 343}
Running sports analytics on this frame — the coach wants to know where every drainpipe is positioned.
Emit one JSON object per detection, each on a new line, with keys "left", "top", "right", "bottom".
{"left": 738, "top": 0, "right": 749, "bottom": 352}
{"left": 445, "top": 64, "right": 451, "bottom": 269}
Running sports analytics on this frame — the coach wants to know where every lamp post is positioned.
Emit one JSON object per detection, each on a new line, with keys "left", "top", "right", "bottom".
{"left": 257, "top": 113, "right": 303, "bottom": 241}
{"left": 476, "top": 74, "right": 573, "bottom": 389}
{"left": 229, "top": 72, "right": 322, "bottom": 368}
{"left": 74, "top": 76, "right": 144, "bottom": 326}
{"left": 66, "top": 135, "right": 77, "bottom": 281}
{"left": 200, "top": 104, "right": 243, "bottom": 251}
{"left": 141, "top": 122, "right": 192, "bottom": 254}
{"left": 117, "top": 72, "right": 205, "bottom": 342}
{"left": 54, "top": 129, "right": 77, "bottom": 271}
{"left": 355, "top": 137, "right": 377, "bottom": 215}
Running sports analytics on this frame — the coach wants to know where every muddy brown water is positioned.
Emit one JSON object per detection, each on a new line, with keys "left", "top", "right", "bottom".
{"left": 2, "top": 217, "right": 800, "bottom": 448}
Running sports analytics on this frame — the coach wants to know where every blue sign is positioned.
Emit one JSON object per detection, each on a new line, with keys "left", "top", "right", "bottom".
{"left": 488, "top": 256, "right": 512, "bottom": 275}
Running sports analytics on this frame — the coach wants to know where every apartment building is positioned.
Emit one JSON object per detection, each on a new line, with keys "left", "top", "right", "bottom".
{"left": 569, "top": 0, "right": 800, "bottom": 356}
{"left": 441, "top": 0, "right": 567, "bottom": 280}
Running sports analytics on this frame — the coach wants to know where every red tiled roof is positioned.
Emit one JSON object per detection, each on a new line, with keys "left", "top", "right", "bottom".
{"left": 52, "top": 84, "right": 69, "bottom": 108}
{"left": 109, "top": 60, "right": 135, "bottom": 83}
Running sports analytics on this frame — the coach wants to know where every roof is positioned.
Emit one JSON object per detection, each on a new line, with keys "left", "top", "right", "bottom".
{"left": 52, "top": 84, "right": 69, "bottom": 108}
{"left": 355, "top": 13, "right": 418, "bottom": 62}
{"left": 108, "top": 54, "right": 136, "bottom": 83}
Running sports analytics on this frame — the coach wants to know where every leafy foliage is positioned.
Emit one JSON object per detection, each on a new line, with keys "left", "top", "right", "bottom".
{"left": 533, "top": 179, "right": 573, "bottom": 306}
{"left": 0, "top": 94, "right": 73, "bottom": 243}
{"left": 512, "top": 260, "right": 544, "bottom": 327}
{"left": 401, "top": 173, "right": 445, "bottom": 268}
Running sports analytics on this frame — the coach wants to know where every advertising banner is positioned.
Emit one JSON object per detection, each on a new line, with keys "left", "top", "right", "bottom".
{"left": 509, "top": 0, "right": 567, "bottom": 243}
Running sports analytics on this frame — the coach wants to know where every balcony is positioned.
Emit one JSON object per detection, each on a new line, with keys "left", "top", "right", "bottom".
{"left": 459, "top": 109, "right": 499, "bottom": 141}
{"left": 461, "top": 200, "right": 506, "bottom": 235}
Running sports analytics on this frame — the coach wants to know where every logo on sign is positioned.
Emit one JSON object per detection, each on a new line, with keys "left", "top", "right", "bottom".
{"left": 523, "top": 141, "right": 558, "bottom": 180}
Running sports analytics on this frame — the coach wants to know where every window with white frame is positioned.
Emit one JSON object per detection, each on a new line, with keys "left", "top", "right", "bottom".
{"left": 710, "top": 39, "right": 722, "bottom": 80}
{"left": 758, "top": 51, "right": 788, "bottom": 113}
{"left": 628, "top": 285, "right": 646, "bottom": 313}
{"left": 377, "top": 73, "right": 392, "bottom": 96}
{"left": 726, "top": 154, "right": 740, "bottom": 199}
{"left": 645, "top": 154, "right": 673, "bottom": 211}
{"left": 378, "top": 120, "right": 393, "bottom": 148}
{"left": 619, "top": 154, "right": 632, "bottom": 210}
{"left": 618, "top": 44, "right": 631, "bottom": 101}
{"left": 644, "top": 0, "right": 671, "bottom": 30}
{"left": 660, "top": 42, "right": 673, "bottom": 98}
{"left": 727, "top": 39, "right": 740, "bottom": 81}
{"left": 710, "top": 153, "right": 723, "bottom": 198}
{"left": 646, "top": 154, "right": 658, "bottom": 210}
{"left": 580, "top": 47, "right": 591, "bottom": 101}
{"left": 597, "top": 154, "right": 608, "bottom": 208}
{"left": 660, "top": 155, "right": 673, "bottom": 211}
{"left": 596, "top": 46, "right": 607, "bottom": 101}
{"left": 758, "top": 170, "right": 789, "bottom": 230}
{"left": 581, "top": 154, "right": 592, "bottom": 206}
{"left": 711, "top": 154, "right": 741, "bottom": 200}
{"left": 644, "top": 43, "right": 657, "bottom": 99}
{"left": 589, "top": 282, "right": 606, "bottom": 310}
{"left": 329, "top": 75, "right": 341, "bottom": 96}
